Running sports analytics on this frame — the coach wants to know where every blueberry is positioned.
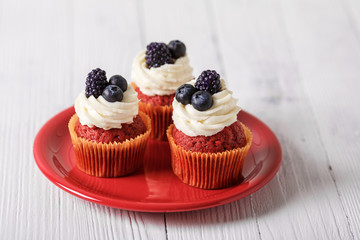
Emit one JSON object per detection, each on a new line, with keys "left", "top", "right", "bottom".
{"left": 102, "top": 85, "right": 123, "bottom": 102}
{"left": 176, "top": 84, "right": 197, "bottom": 105}
{"left": 191, "top": 91, "right": 213, "bottom": 111}
{"left": 168, "top": 40, "right": 186, "bottom": 59}
{"left": 109, "top": 75, "right": 127, "bottom": 92}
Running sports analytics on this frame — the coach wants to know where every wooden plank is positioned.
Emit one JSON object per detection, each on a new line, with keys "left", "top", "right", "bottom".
{"left": 278, "top": 0, "right": 360, "bottom": 238}
{"left": 211, "top": 0, "right": 356, "bottom": 239}
{"left": 342, "top": 0, "right": 360, "bottom": 42}
{"left": 165, "top": 200, "right": 260, "bottom": 240}
{"left": 0, "top": 0, "right": 167, "bottom": 239}
{"left": 0, "top": 0, "right": 77, "bottom": 238}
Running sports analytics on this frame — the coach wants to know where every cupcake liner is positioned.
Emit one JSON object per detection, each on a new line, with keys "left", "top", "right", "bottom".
{"left": 68, "top": 112, "right": 151, "bottom": 177}
{"left": 166, "top": 123, "right": 253, "bottom": 189}
{"left": 131, "top": 82, "right": 173, "bottom": 141}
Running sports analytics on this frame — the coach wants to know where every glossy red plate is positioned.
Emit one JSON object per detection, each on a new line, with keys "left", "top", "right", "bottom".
{"left": 33, "top": 107, "right": 281, "bottom": 212}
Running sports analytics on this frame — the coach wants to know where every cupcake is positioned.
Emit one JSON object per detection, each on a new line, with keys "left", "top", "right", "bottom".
{"left": 167, "top": 70, "right": 253, "bottom": 189}
{"left": 68, "top": 68, "right": 151, "bottom": 177}
{"left": 131, "top": 40, "right": 193, "bottom": 140}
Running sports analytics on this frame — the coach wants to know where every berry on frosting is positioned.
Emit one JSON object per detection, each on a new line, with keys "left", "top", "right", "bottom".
{"left": 109, "top": 75, "right": 128, "bottom": 92}
{"left": 176, "top": 84, "right": 197, "bottom": 105}
{"left": 194, "top": 70, "right": 221, "bottom": 95}
{"left": 102, "top": 85, "right": 124, "bottom": 102}
{"left": 85, "top": 68, "right": 109, "bottom": 98}
{"left": 145, "top": 42, "right": 174, "bottom": 68}
{"left": 168, "top": 40, "right": 186, "bottom": 59}
{"left": 191, "top": 91, "right": 213, "bottom": 111}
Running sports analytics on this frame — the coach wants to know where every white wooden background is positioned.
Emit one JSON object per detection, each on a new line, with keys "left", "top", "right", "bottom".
{"left": 0, "top": 0, "right": 359, "bottom": 239}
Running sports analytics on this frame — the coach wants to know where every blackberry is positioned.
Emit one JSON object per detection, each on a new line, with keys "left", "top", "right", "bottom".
{"left": 85, "top": 68, "right": 108, "bottom": 98}
{"left": 194, "top": 70, "right": 221, "bottom": 95}
{"left": 145, "top": 42, "right": 174, "bottom": 68}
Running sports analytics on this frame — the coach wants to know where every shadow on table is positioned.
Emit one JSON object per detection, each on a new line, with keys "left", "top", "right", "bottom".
{"left": 160, "top": 135, "right": 340, "bottom": 225}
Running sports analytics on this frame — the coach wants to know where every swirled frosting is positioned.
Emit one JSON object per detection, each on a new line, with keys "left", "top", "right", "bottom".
{"left": 131, "top": 50, "right": 193, "bottom": 96}
{"left": 74, "top": 85, "right": 139, "bottom": 130}
{"left": 172, "top": 80, "right": 240, "bottom": 137}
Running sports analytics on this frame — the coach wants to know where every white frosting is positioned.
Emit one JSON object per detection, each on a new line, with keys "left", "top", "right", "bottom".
{"left": 172, "top": 80, "right": 240, "bottom": 137}
{"left": 131, "top": 50, "right": 193, "bottom": 96}
{"left": 74, "top": 85, "right": 139, "bottom": 130}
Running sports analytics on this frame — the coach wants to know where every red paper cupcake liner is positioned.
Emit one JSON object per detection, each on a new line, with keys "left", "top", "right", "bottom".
{"left": 166, "top": 122, "right": 253, "bottom": 189}
{"left": 68, "top": 112, "right": 151, "bottom": 177}
{"left": 131, "top": 83, "right": 173, "bottom": 141}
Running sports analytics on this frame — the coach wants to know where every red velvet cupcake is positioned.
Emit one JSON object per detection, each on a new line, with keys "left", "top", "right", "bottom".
{"left": 68, "top": 69, "right": 151, "bottom": 177}
{"left": 167, "top": 70, "right": 252, "bottom": 189}
{"left": 172, "top": 121, "right": 247, "bottom": 153}
{"left": 74, "top": 114, "right": 147, "bottom": 144}
{"left": 131, "top": 41, "right": 193, "bottom": 140}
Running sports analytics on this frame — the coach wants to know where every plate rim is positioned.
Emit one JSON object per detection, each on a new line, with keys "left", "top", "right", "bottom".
{"left": 33, "top": 107, "right": 282, "bottom": 212}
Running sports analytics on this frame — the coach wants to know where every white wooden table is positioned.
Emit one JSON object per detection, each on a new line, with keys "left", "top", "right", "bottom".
{"left": 1, "top": 0, "right": 359, "bottom": 239}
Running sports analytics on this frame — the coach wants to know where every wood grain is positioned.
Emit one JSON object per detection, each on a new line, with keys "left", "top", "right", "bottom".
{"left": 211, "top": 0, "right": 359, "bottom": 239}
{"left": 0, "top": 0, "right": 359, "bottom": 239}
{"left": 279, "top": 0, "right": 360, "bottom": 238}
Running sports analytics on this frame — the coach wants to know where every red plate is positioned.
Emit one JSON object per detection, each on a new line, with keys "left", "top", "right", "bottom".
{"left": 33, "top": 107, "right": 281, "bottom": 212}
